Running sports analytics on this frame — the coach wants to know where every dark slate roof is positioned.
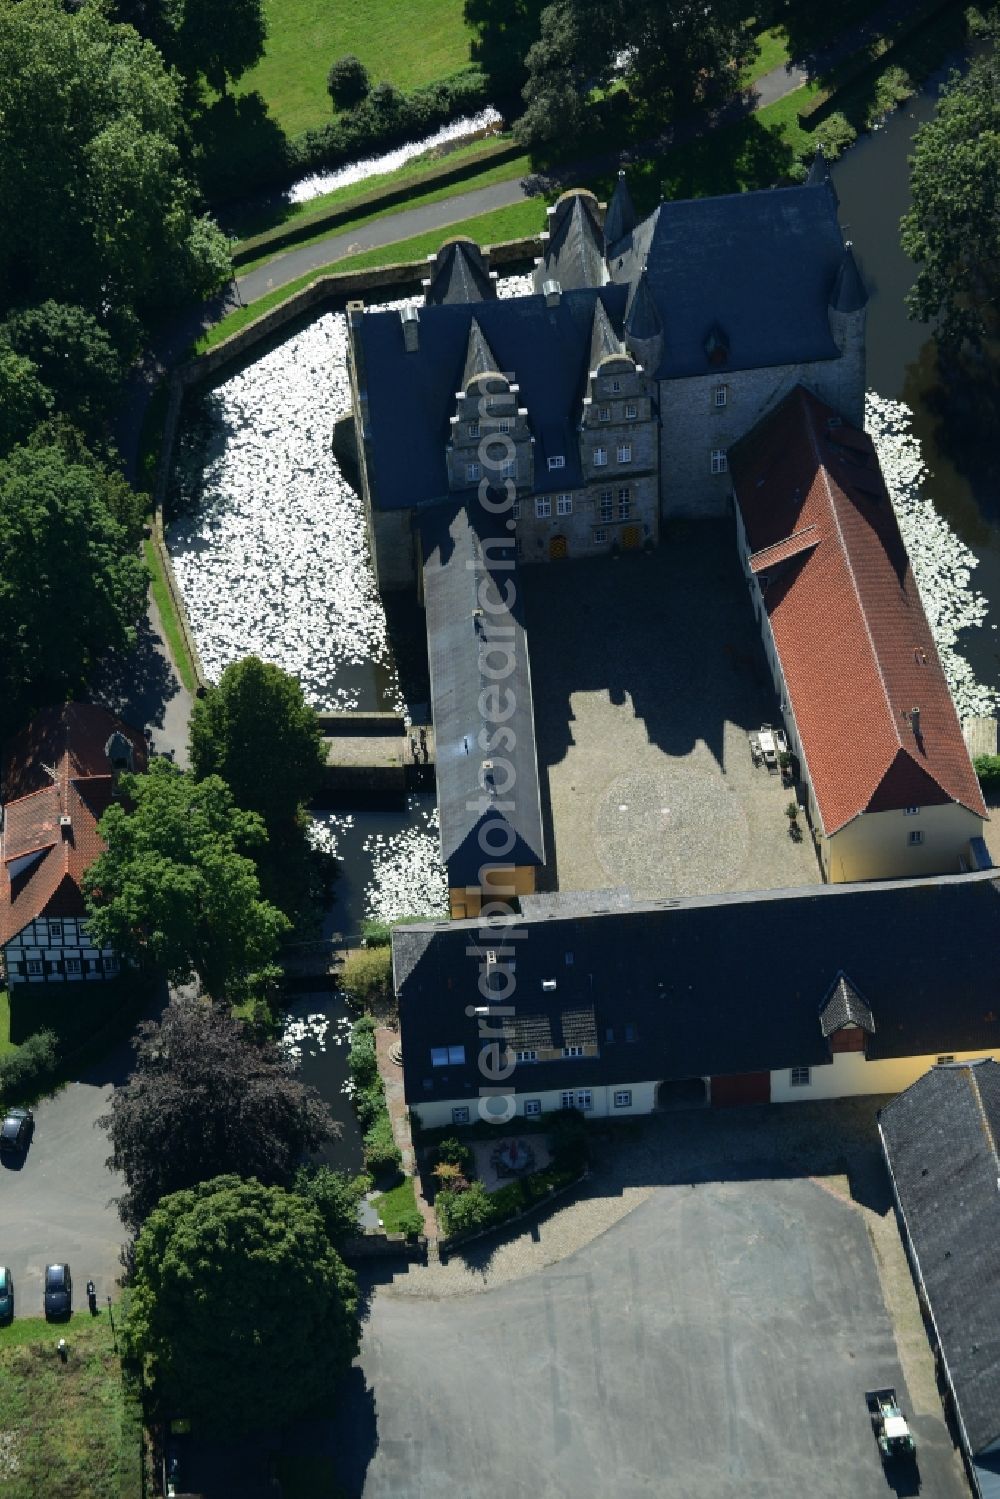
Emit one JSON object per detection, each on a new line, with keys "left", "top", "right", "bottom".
{"left": 604, "top": 170, "right": 637, "bottom": 248}
{"left": 462, "top": 318, "right": 499, "bottom": 386}
{"left": 880, "top": 1059, "right": 1000, "bottom": 1455}
{"left": 829, "top": 248, "right": 868, "bottom": 313}
{"left": 589, "top": 297, "right": 622, "bottom": 368}
{"left": 355, "top": 284, "right": 630, "bottom": 509}
{"left": 393, "top": 871, "right": 1000, "bottom": 1105}
{"left": 625, "top": 271, "right": 662, "bottom": 341}
{"left": 819, "top": 972, "right": 875, "bottom": 1036}
{"left": 536, "top": 191, "right": 607, "bottom": 292}
{"left": 419, "top": 499, "right": 545, "bottom": 886}
{"left": 424, "top": 239, "right": 496, "bottom": 306}
{"left": 608, "top": 182, "right": 851, "bottom": 378}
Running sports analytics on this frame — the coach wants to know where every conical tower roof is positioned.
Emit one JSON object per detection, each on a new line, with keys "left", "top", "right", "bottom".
{"left": 462, "top": 317, "right": 501, "bottom": 389}
{"left": 624, "top": 269, "right": 662, "bottom": 341}
{"left": 604, "top": 170, "right": 636, "bottom": 247}
{"left": 425, "top": 239, "right": 495, "bottom": 306}
{"left": 589, "top": 297, "right": 623, "bottom": 370}
{"left": 829, "top": 247, "right": 867, "bottom": 313}
{"left": 806, "top": 146, "right": 839, "bottom": 206}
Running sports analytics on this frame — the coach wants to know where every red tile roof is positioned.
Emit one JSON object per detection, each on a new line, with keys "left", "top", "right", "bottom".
{"left": 1, "top": 704, "right": 147, "bottom": 945}
{"left": 732, "top": 386, "right": 987, "bottom": 836}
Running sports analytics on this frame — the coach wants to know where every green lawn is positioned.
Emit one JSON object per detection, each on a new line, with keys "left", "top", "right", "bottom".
{"left": 373, "top": 1175, "right": 419, "bottom": 1232}
{"left": 144, "top": 537, "right": 198, "bottom": 695}
{"left": 0, "top": 1314, "right": 138, "bottom": 1499}
{"left": 750, "top": 25, "right": 792, "bottom": 79}
{"left": 0, "top": 991, "right": 13, "bottom": 1056}
{"left": 195, "top": 197, "right": 544, "bottom": 354}
{"left": 237, "top": 0, "right": 474, "bottom": 138}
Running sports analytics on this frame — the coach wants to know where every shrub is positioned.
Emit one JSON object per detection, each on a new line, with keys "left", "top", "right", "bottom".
{"left": 436, "top": 1135, "right": 474, "bottom": 1173}
{"left": 341, "top": 946, "right": 392, "bottom": 1007}
{"left": 433, "top": 1160, "right": 469, "bottom": 1192}
{"left": 548, "top": 1106, "right": 587, "bottom": 1151}
{"left": 812, "top": 112, "right": 857, "bottom": 162}
{"left": 363, "top": 1112, "right": 402, "bottom": 1176}
{"left": 395, "top": 1207, "right": 425, "bottom": 1239}
{"left": 354, "top": 1081, "right": 386, "bottom": 1132}
{"left": 436, "top": 1158, "right": 586, "bottom": 1240}
{"left": 974, "top": 754, "right": 1000, "bottom": 792}
{"left": 435, "top": 1179, "right": 496, "bottom": 1235}
{"left": 867, "top": 65, "right": 913, "bottom": 127}
{"left": 0, "top": 1029, "right": 57, "bottom": 1103}
{"left": 327, "top": 54, "right": 371, "bottom": 109}
{"left": 348, "top": 1016, "right": 378, "bottom": 1087}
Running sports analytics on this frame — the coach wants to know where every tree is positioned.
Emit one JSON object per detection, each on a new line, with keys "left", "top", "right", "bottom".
{"left": 327, "top": 54, "right": 371, "bottom": 109}
{"left": 169, "top": 0, "right": 268, "bottom": 95}
{"left": 99, "top": 1000, "right": 337, "bottom": 1229}
{"left": 901, "top": 18, "right": 1000, "bottom": 355}
{"left": 126, "top": 1176, "right": 359, "bottom": 1431}
{"left": 464, "top": 0, "right": 546, "bottom": 101}
{"left": 1, "top": 303, "right": 124, "bottom": 445}
{"left": 0, "top": 348, "right": 51, "bottom": 456}
{"left": 83, "top": 760, "right": 290, "bottom": 999}
{"left": 0, "top": 436, "right": 147, "bottom": 734}
{"left": 293, "top": 1163, "right": 367, "bottom": 1249}
{"left": 0, "top": 0, "right": 230, "bottom": 341}
{"left": 189, "top": 657, "right": 327, "bottom": 836}
{"left": 516, "top": 0, "right": 606, "bottom": 148}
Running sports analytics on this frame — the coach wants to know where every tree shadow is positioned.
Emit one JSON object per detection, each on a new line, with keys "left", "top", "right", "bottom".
{"left": 89, "top": 609, "right": 179, "bottom": 737}
{"left": 192, "top": 91, "right": 291, "bottom": 212}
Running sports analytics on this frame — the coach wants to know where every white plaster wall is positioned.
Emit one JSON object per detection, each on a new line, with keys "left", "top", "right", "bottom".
{"left": 412, "top": 1078, "right": 659, "bottom": 1129}
{"left": 771, "top": 1047, "right": 1000, "bottom": 1103}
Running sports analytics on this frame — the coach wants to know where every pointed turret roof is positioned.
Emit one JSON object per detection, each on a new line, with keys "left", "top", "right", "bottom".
{"left": 829, "top": 247, "right": 867, "bottom": 313}
{"left": 589, "top": 297, "right": 623, "bottom": 369}
{"left": 461, "top": 317, "right": 501, "bottom": 389}
{"left": 534, "top": 190, "right": 606, "bottom": 292}
{"left": 604, "top": 170, "right": 636, "bottom": 247}
{"left": 425, "top": 238, "right": 495, "bottom": 307}
{"left": 624, "top": 270, "right": 662, "bottom": 341}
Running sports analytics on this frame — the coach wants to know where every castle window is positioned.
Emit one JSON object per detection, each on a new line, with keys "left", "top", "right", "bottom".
{"left": 511, "top": 501, "right": 521, "bottom": 520}
{"left": 556, "top": 494, "right": 573, "bottom": 516}
{"left": 598, "top": 404, "right": 611, "bottom": 421}
{"left": 547, "top": 455, "right": 566, "bottom": 470}
{"left": 535, "top": 497, "right": 552, "bottom": 518}
{"left": 908, "top": 830, "right": 924, "bottom": 846}
{"left": 714, "top": 385, "right": 728, "bottom": 408}
{"left": 710, "top": 449, "right": 728, "bottom": 474}
{"left": 616, "top": 443, "right": 632, "bottom": 464}
{"left": 611, "top": 379, "right": 621, "bottom": 393}
{"left": 618, "top": 490, "right": 631, "bottom": 520}
{"left": 500, "top": 458, "right": 515, "bottom": 478}
{"left": 625, "top": 402, "right": 637, "bottom": 419}
{"left": 563, "top": 1045, "right": 583, "bottom": 1058}
{"left": 469, "top": 421, "right": 480, "bottom": 438}
{"left": 467, "top": 462, "right": 481, "bottom": 482}
{"left": 599, "top": 493, "right": 613, "bottom": 522}
{"left": 593, "top": 527, "right": 608, "bottom": 544}
{"left": 515, "top": 1049, "right": 537, "bottom": 1063}
{"left": 594, "top": 446, "right": 608, "bottom": 467}
{"left": 497, "top": 418, "right": 512, "bottom": 435}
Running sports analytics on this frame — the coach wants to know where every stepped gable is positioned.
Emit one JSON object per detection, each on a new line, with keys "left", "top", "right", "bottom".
{"left": 604, "top": 169, "right": 637, "bottom": 248}
{"left": 534, "top": 189, "right": 608, "bottom": 293}
{"left": 355, "top": 283, "right": 629, "bottom": 509}
{"left": 0, "top": 703, "right": 147, "bottom": 945}
{"left": 732, "top": 385, "right": 986, "bottom": 835}
{"left": 423, "top": 238, "right": 496, "bottom": 306}
{"left": 609, "top": 181, "right": 849, "bottom": 377}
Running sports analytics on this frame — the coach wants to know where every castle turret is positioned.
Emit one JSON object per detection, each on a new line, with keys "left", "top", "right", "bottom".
{"left": 623, "top": 270, "right": 663, "bottom": 375}
{"left": 827, "top": 246, "right": 867, "bottom": 427}
{"left": 604, "top": 170, "right": 636, "bottom": 250}
{"left": 533, "top": 189, "right": 607, "bottom": 292}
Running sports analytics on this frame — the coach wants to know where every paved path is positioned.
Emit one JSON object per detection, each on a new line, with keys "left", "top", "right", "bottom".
{"left": 90, "top": 584, "right": 194, "bottom": 766}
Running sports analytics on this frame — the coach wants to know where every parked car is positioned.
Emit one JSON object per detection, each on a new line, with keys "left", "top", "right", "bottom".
{"left": 0, "top": 1267, "right": 12, "bottom": 1324}
{"left": 0, "top": 1107, "right": 33, "bottom": 1156}
{"left": 43, "top": 1264, "right": 72, "bottom": 1320}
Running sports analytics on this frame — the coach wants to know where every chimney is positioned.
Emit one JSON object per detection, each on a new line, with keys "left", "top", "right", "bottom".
{"left": 542, "top": 279, "right": 561, "bottom": 309}
{"left": 399, "top": 304, "right": 419, "bottom": 352}
{"left": 911, "top": 706, "right": 921, "bottom": 738}
{"left": 58, "top": 814, "right": 72, "bottom": 839}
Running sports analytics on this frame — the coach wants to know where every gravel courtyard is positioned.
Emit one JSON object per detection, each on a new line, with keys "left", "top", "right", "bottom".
{"left": 522, "top": 522, "right": 822, "bottom": 898}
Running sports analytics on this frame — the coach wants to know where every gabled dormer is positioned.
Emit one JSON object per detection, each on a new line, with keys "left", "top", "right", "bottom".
{"left": 533, "top": 189, "right": 608, "bottom": 292}
{"left": 819, "top": 972, "right": 875, "bottom": 1054}
{"left": 446, "top": 319, "right": 533, "bottom": 493}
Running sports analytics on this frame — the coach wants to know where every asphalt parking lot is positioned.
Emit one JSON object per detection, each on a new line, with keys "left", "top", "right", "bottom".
{"left": 335, "top": 1177, "right": 968, "bottom": 1499}
{"left": 0, "top": 1076, "right": 124, "bottom": 1320}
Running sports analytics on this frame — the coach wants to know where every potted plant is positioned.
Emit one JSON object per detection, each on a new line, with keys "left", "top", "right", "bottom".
{"left": 785, "top": 800, "right": 802, "bottom": 841}
{"left": 778, "top": 749, "right": 793, "bottom": 785}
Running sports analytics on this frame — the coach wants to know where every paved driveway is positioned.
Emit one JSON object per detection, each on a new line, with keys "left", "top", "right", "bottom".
{"left": 0, "top": 1078, "right": 123, "bottom": 1317}
{"left": 330, "top": 1178, "right": 967, "bottom": 1499}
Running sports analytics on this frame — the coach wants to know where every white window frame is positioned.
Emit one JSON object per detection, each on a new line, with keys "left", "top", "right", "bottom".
{"left": 556, "top": 494, "right": 573, "bottom": 516}
{"left": 625, "top": 402, "right": 637, "bottom": 419}
{"left": 593, "top": 446, "right": 608, "bottom": 468}
{"left": 790, "top": 1066, "right": 811, "bottom": 1087}
{"left": 560, "top": 1091, "right": 575, "bottom": 1110}
{"left": 511, "top": 500, "right": 520, "bottom": 520}
{"left": 577, "top": 1090, "right": 593, "bottom": 1111}
{"left": 524, "top": 1099, "right": 542, "bottom": 1117}
{"left": 908, "top": 830, "right": 924, "bottom": 846}
{"left": 593, "top": 527, "right": 608, "bottom": 544}
{"left": 500, "top": 458, "right": 515, "bottom": 478}
{"left": 613, "top": 1089, "right": 632, "bottom": 1108}
{"left": 466, "top": 462, "right": 481, "bottom": 482}
{"left": 562, "top": 1044, "right": 583, "bottom": 1058}
{"left": 618, "top": 487, "right": 631, "bottom": 520}
{"left": 547, "top": 455, "right": 566, "bottom": 471}
{"left": 904, "top": 806, "right": 920, "bottom": 816}
{"left": 469, "top": 421, "right": 480, "bottom": 438}
{"left": 451, "top": 1106, "right": 470, "bottom": 1124}
{"left": 710, "top": 449, "right": 728, "bottom": 475}
{"left": 937, "top": 1055, "right": 955, "bottom": 1065}
{"left": 610, "top": 379, "right": 621, "bottom": 393}
{"left": 597, "top": 404, "right": 611, "bottom": 422}
{"left": 714, "top": 385, "right": 728, "bottom": 409}
{"left": 515, "top": 1048, "right": 537, "bottom": 1063}
{"left": 26, "top": 959, "right": 43, "bottom": 976}
{"left": 535, "top": 496, "right": 552, "bottom": 519}
{"left": 49, "top": 920, "right": 63, "bottom": 941}
{"left": 497, "top": 418, "right": 512, "bottom": 435}
{"left": 65, "top": 957, "right": 82, "bottom": 975}
{"left": 599, "top": 494, "right": 613, "bottom": 523}
{"left": 616, "top": 443, "right": 632, "bottom": 464}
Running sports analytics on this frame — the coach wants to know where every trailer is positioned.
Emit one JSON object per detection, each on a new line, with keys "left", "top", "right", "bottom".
{"left": 866, "top": 1388, "right": 916, "bottom": 1461}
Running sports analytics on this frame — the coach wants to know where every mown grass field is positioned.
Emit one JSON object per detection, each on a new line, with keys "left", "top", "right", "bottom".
{"left": 374, "top": 1175, "right": 419, "bottom": 1232}
{"left": 237, "top": 0, "right": 474, "bottom": 138}
{"left": 0, "top": 1314, "right": 135, "bottom": 1499}
{"left": 0, "top": 991, "right": 13, "bottom": 1056}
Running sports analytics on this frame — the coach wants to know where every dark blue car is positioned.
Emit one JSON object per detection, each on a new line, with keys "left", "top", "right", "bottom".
{"left": 44, "top": 1264, "right": 72, "bottom": 1320}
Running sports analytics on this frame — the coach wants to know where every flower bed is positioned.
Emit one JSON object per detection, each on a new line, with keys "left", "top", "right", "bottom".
{"left": 347, "top": 1014, "right": 402, "bottom": 1177}
{"left": 435, "top": 1155, "right": 586, "bottom": 1242}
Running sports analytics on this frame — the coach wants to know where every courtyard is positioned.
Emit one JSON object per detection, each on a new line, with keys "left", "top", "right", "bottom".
{"left": 522, "top": 521, "right": 823, "bottom": 898}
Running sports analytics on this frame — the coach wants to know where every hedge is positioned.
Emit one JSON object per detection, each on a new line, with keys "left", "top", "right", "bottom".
{"left": 0, "top": 1029, "right": 57, "bottom": 1104}
{"left": 436, "top": 1151, "right": 586, "bottom": 1240}
{"left": 363, "top": 1112, "right": 402, "bottom": 1176}
{"left": 347, "top": 1014, "right": 402, "bottom": 1176}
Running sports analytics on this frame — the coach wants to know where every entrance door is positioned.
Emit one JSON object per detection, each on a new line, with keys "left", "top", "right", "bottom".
{"left": 655, "top": 1077, "right": 708, "bottom": 1110}
{"left": 549, "top": 534, "right": 568, "bottom": 560}
{"left": 622, "top": 524, "right": 642, "bottom": 550}
{"left": 711, "top": 1072, "right": 771, "bottom": 1107}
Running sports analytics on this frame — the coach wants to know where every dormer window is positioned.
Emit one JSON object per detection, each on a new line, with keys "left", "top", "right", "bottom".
{"left": 610, "top": 379, "right": 621, "bottom": 393}
{"left": 714, "top": 385, "right": 728, "bottom": 408}
{"left": 431, "top": 1045, "right": 466, "bottom": 1067}
{"left": 548, "top": 455, "right": 566, "bottom": 470}
{"left": 104, "top": 731, "right": 134, "bottom": 773}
